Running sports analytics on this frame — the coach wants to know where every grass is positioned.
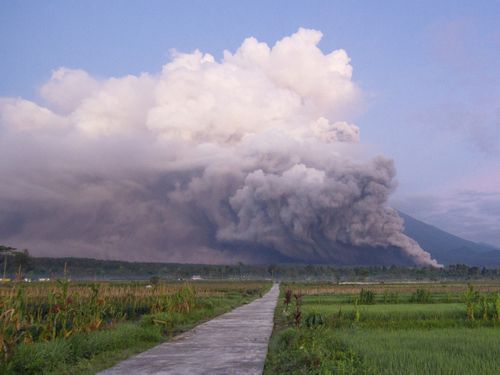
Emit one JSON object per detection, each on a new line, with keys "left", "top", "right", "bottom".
{"left": 265, "top": 328, "right": 368, "bottom": 375}
{"left": 9, "top": 323, "right": 163, "bottom": 374}
{"left": 303, "top": 300, "right": 466, "bottom": 315}
{"left": 302, "top": 302, "right": 473, "bottom": 328}
{"left": 337, "top": 327, "right": 500, "bottom": 375}
{"left": 265, "top": 283, "right": 500, "bottom": 375}
{"left": 288, "top": 281, "right": 500, "bottom": 296}
{"left": 1, "top": 281, "right": 270, "bottom": 374}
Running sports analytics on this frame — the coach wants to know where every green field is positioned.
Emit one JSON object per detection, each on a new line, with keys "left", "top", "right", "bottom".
{"left": 265, "top": 282, "right": 500, "bottom": 375}
{"left": 338, "top": 328, "right": 500, "bottom": 375}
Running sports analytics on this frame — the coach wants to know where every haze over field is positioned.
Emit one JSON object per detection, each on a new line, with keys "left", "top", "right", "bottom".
{"left": 0, "top": 29, "right": 439, "bottom": 266}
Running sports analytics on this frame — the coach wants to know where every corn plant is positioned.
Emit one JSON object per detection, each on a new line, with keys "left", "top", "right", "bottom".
{"left": 464, "top": 284, "right": 479, "bottom": 321}
{"left": 495, "top": 293, "right": 500, "bottom": 322}
{"left": 481, "top": 296, "right": 488, "bottom": 321}
{"left": 283, "top": 289, "right": 292, "bottom": 311}
{"left": 0, "top": 279, "right": 267, "bottom": 367}
{"left": 304, "top": 311, "right": 325, "bottom": 329}
{"left": 359, "top": 289, "right": 375, "bottom": 304}
{"left": 293, "top": 292, "right": 302, "bottom": 328}
{"left": 169, "top": 284, "right": 196, "bottom": 314}
{"left": 354, "top": 298, "right": 360, "bottom": 323}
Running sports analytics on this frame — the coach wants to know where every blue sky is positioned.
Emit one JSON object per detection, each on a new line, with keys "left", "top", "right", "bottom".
{"left": 1, "top": 0, "right": 499, "bottom": 246}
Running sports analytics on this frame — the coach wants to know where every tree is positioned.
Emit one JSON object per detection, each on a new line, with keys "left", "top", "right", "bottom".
{"left": 238, "top": 262, "right": 244, "bottom": 280}
{"left": 1, "top": 245, "right": 17, "bottom": 279}
{"left": 12, "top": 249, "right": 33, "bottom": 272}
{"left": 267, "top": 264, "right": 277, "bottom": 279}
{"left": 0, "top": 245, "right": 16, "bottom": 253}
{"left": 0, "top": 246, "right": 33, "bottom": 277}
{"left": 149, "top": 275, "right": 160, "bottom": 286}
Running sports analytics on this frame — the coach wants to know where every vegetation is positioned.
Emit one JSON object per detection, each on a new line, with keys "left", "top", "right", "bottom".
{"left": 265, "top": 328, "right": 368, "bottom": 375}
{"left": 0, "top": 278, "right": 270, "bottom": 374}
{"left": 265, "top": 282, "right": 500, "bottom": 374}
{"left": 3, "top": 244, "right": 500, "bottom": 373}
{"left": 2, "top": 246, "right": 500, "bottom": 282}
{"left": 337, "top": 328, "right": 500, "bottom": 375}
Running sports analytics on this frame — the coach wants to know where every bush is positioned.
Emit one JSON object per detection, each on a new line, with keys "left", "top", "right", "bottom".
{"left": 304, "top": 312, "right": 325, "bottom": 328}
{"left": 197, "top": 299, "right": 214, "bottom": 310}
{"left": 7, "top": 323, "right": 163, "bottom": 374}
{"left": 8, "top": 339, "right": 73, "bottom": 374}
{"left": 265, "top": 328, "right": 368, "bottom": 375}
{"left": 411, "top": 289, "right": 431, "bottom": 303}
{"left": 358, "top": 289, "right": 375, "bottom": 304}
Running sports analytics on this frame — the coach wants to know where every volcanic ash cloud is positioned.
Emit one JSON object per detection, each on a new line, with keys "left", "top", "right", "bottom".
{"left": 0, "top": 28, "right": 440, "bottom": 267}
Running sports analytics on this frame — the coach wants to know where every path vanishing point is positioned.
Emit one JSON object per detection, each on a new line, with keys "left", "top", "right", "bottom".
{"left": 99, "top": 283, "right": 280, "bottom": 375}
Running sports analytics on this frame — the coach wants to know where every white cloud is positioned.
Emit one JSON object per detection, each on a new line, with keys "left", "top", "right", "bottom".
{"left": 0, "top": 29, "right": 438, "bottom": 266}
{"left": 40, "top": 68, "right": 100, "bottom": 113}
{"left": 0, "top": 98, "right": 67, "bottom": 131}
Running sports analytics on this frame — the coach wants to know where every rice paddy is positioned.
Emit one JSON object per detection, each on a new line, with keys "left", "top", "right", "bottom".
{"left": 265, "top": 282, "right": 500, "bottom": 375}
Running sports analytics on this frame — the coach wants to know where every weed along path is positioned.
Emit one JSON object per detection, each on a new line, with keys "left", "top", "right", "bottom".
{"left": 99, "top": 283, "right": 280, "bottom": 375}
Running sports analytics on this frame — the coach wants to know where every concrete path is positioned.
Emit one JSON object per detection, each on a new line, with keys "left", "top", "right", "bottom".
{"left": 99, "top": 283, "right": 280, "bottom": 375}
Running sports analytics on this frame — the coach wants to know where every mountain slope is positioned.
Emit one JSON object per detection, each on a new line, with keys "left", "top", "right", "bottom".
{"left": 400, "top": 211, "right": 500, "bottom": 267}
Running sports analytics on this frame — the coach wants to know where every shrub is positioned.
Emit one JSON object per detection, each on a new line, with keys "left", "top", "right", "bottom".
{"left": 304, "top": 312, "right": 325, "bottom": 328}
{"left": 7, "top": 323, "right": 163, "bottom": 374}
{"left": 354, "top": 298, "right": 361, "bottom": 322}
{"left": 283, "top": 289, "right": 293, "bottom": 311}
{"left": 464, "top": 284, "right": 480, "bottom": 321}
{"left": 494, "top": 293, "right": 500, "bottom": 321}
{"left": 264, "top": 328, "right": 368, "bottom": 375}
{"left": 411, "top": 289, "right": 431, "bottom": 303}
{"left": 8, "top": 339, "right": 73, "bottom": 374}
{"left": 293, "top": 292, "right": 302, "bottom": 328}
{"left": 359, "top": 289, "right": 375, "bottom": 305}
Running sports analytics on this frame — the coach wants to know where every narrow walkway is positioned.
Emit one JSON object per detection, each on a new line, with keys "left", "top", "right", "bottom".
{"left": 99, "top": 283, "right": 280, "bottom": 375}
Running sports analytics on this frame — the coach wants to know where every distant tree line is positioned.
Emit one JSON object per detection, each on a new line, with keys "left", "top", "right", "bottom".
{"left": 1, "top": 245, "right": 499, "bottom": 281}
{"left": 0, "top": 245, "right": 33, "bottom": 279}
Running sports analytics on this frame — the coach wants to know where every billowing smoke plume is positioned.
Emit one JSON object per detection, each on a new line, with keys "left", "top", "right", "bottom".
{"left": 0, "top": 29, "right": 440, "bottom": 267}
